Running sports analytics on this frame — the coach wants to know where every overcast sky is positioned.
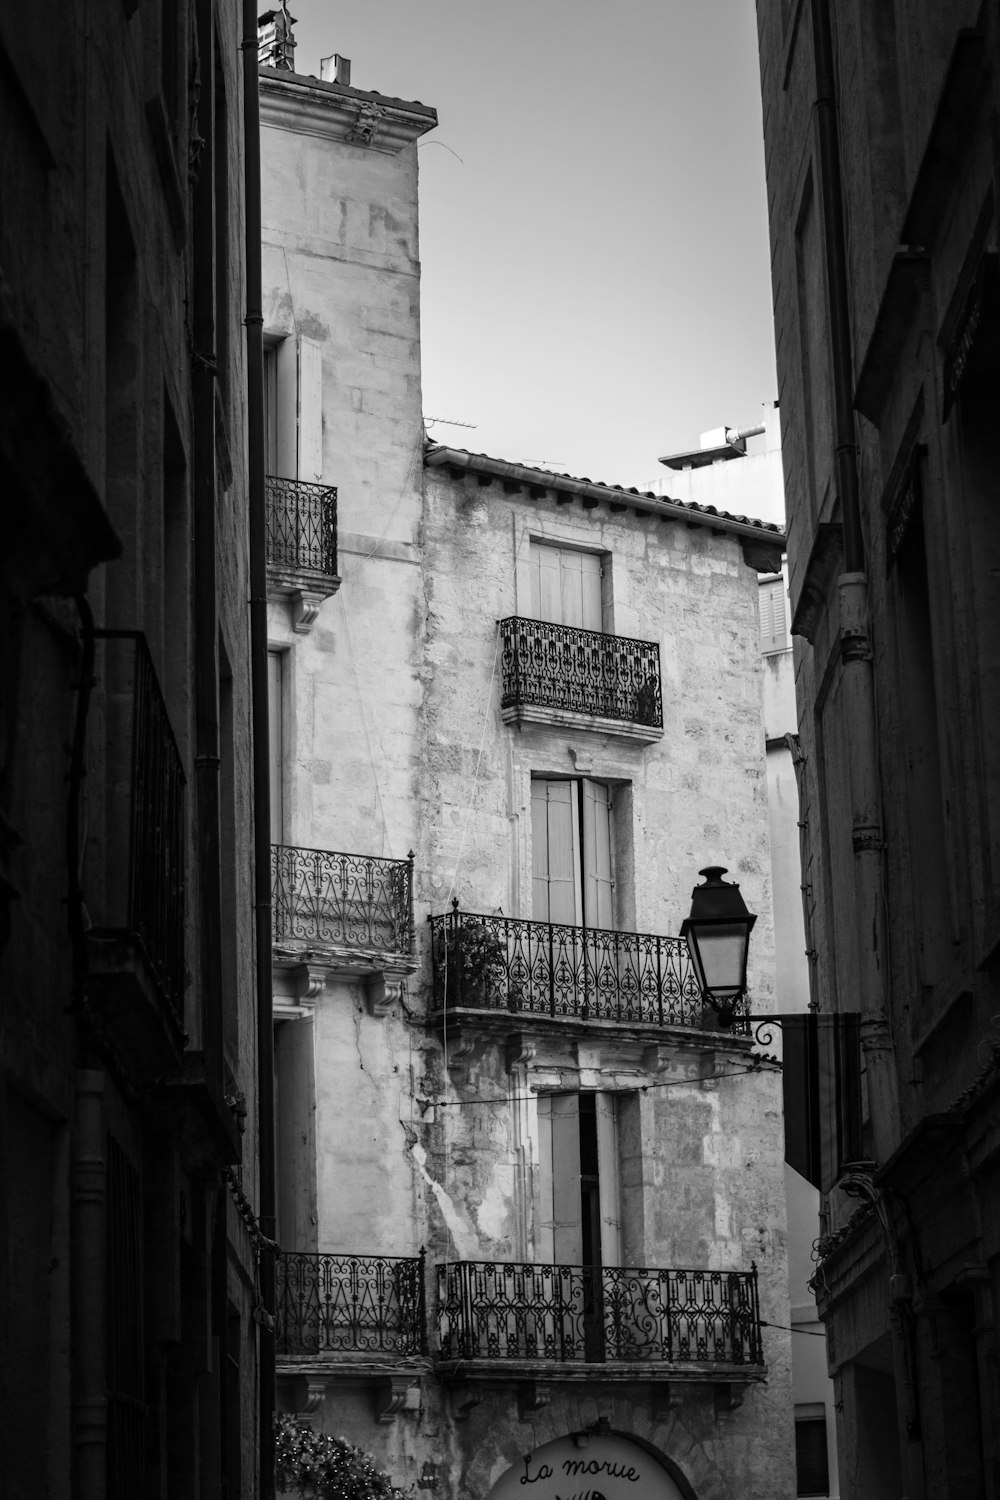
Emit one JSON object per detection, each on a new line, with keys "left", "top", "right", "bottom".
{"left": 282, "top": 0, "right": 777, "bottom": 497}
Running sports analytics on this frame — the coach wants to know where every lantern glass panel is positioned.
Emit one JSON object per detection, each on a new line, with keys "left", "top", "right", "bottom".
{"left": 687, "top": 921, "right": 748, "bottom": 998}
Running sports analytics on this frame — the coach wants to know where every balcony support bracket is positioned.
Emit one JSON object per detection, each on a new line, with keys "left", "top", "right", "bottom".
{"left": 450, "top": 1383, "right": 482, "bottom": 1422}
{"left": 713, "top": 1382, "right": 746, "bottom": 1416}
{"left": 366, "top": 970, "right": 409, "bottom": 1016}
{"left": 517, "top": 1381, "right": 551, "bottom": 1420}
{"left": 375, "top": 1375, "right": 421, "bottom": 1424}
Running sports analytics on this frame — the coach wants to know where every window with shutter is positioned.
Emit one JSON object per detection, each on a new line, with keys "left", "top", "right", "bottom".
{"left": 531, "top": 777, "right": 614, "bottom": 927}
{"left": 759, "top": 575, "right": 789, "bottom": 653}
{"left": 266, "top": 335, "right": 324, "bottom": 481}
{"left": 268, "top": 650, "right": 284, "bottom": 842}
{"left": 536, "top": 1092, "right": 622, "bottom": 1268}
{"left": 529, "top": 542, "right": 603, "bottom": 631}
{"left": 794, "top": 1407, "right": 830, "bottom": 1496}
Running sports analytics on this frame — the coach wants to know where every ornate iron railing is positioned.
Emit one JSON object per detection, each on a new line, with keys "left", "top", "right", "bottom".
{"left": 428, "top": 907, "right": 748, "bottom": 1032}
{"left": 277, "top": 1251, "right": 426, "bottom": 1356}
{"left": 93, "top": 631, "right": 186, "bottom": 1021}
{"left": 437, "top": 1262, "right": 762, "bottom": 1366}
{"left": 266, "top": 475, "right": 338, "bottom": 575}
{"left": 499, "top": 616, "right": 662, "bottom": 727}
{"left": 271, "top": 845, "right": 414, "bottom": 956}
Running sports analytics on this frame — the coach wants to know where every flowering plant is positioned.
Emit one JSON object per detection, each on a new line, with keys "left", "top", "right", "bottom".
{"left": 444, "top": 921, "right": 507, "bottom": 992}
{"left": 275, "top": 1414, "right": 408, "bottom": 1500}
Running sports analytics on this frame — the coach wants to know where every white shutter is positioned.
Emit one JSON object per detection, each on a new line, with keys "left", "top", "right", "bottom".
{"left": 263, "top": 346, "right": 278, "bottom": 474}
{"left": 529, "top": 541, "right": 562, "bottom": 623}
{"left": 274, "top": 336, "right": 298, "bottom": 480}
{"left": 581, "top": 780, "right": 613, "bottom": 927}
{"left": 528, "top": 542, "right": 603, "bottom": 630}
{"left": 759, "top": 577, "right": 788, "bottom": 652}
{"left": 297, "top": 335, "right": 324, "bottom": 482}
{"left": 536, "top": 1096, "right": 555, "bottom": 1263}
{"left": 268, "top": 650, "right": 283, "bottom": 842}
{"left": 562, "top": 548, "right": 602, "bottom": 631}
{"left": 531, "top": 780, "right": 582, "bottom": 924}
{"left": 549, "top": 1094, "right": 583, "bottom": 1265}
{"left": 595, "top": 1094, "right": 621, "bottom": 1267}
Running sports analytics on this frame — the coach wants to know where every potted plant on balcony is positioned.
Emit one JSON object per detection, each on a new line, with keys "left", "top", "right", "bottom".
{"left": 442, "top": 920, "right": 508, "bottom": 1007}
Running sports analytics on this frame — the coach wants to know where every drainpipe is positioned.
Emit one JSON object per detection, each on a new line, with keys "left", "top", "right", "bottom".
{"left": 811, "top": 0, "right": 899, "bottom": 1166}
{"left": 242, "top": 7, "right": 276, "bottom": 1495}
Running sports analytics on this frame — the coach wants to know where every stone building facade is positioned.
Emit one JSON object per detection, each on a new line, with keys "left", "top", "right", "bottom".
{"left": 757, "top": 2, "right": 1000, "bottom": 1496}
{"left": 262, "top": 39, "right": 796, "bottom": 1499}
{"left": 1, "top": 3, "right": 270, "bottom": 1495}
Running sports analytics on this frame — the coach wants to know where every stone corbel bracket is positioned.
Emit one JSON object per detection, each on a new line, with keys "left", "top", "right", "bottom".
{"left": 366, "top": 970, "right": 409, "bottom": 1016}
{"left": 449, "top": 1382, "right": 481, "bottom": 1422}
{"left": 375, "top": 1374, "right": 421, "bottom": 1424}
{"left": 517, "top": 1381, "right": 551, "bottom": 1420}
{"left": 290, "top": 588, "right": 329, "bottom": 634}
{"left": 444, "top": 1030, "right": 477, "bottom": 1083}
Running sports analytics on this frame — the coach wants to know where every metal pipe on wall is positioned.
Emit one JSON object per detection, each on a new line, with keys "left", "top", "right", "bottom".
{"left": 242, "top": 5, "right": 276, "bottom": 1494}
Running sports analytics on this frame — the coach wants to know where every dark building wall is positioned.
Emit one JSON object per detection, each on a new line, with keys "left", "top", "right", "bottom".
{"left": 757, "top": 3, "right": 1000, "bottom": 1498}
{"left": 0, "top": 2, "right": 266, "bottom": 1495}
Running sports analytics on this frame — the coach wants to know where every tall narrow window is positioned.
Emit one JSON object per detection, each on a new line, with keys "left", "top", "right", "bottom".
{"left": 794, "top": 1404, "right": 830, "bottom": 1496}
{"left": 268, "top": 649, "right": 284, "bottom": 842}
{"left": 531, "top": 778, "right": 613, "bottom": 927}
{"left": 529, "top": 542, "right": 603, "bottom": 630}
{"left": 536, "top": 1093, "right": 621, "bottom": 1267}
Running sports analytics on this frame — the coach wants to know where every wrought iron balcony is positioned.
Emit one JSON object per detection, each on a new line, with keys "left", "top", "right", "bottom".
{"left": 428, "top": 907, "right": 749, "bottom": 1032}
{"left": 437, "top": 1261, "right": 763, "bottom": 1367}
{"left": 90, "top": 631, "right": 186, "bottom": 1024}
{"left": 266, "top": 475, "right": 338, "bottom": 576}
{"left": 499, "top": 616, "right": 662, "bottom": 729}
{"left": 271, "top": 845, "right": 414, "bottom": 958}
{"left": 276, "top": 1251, "right": 426, "bottom": 1358}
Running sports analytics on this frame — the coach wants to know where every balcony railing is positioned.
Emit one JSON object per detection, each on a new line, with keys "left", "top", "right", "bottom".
{"left": 266, "top": 475, "right": 338, "bottom": 576}
{"left": 499, "top": 616, "right": 662, "bottom": 728}
{"left": 271, "top": 845, "right": 414, "bottom": 957}
{"left": 437, "top": 1261, "right": 762, "bottom": 1366}
{"left": 92, "top": 631, "right": 186, "bottom": 1021}
{"left": 277, "top": 1251, "right": 426, "bottom": 1357}
{"left": 428, "top": 907, "right": 748, "bottom": 1032}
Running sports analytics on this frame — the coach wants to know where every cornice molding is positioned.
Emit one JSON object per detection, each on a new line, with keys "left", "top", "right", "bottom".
{"left": 260, "top": 68, "right": 437, "bottom": 153}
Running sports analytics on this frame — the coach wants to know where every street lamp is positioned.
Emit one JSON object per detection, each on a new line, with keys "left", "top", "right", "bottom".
{"left": 680, "top": 866, "right": 757, "bottom": 1029}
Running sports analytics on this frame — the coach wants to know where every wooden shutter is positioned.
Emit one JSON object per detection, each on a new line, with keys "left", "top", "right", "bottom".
{"left": 268, "top": 650, "right": 283, "bottom": 842}
{"left": 531, "top": 780, "right": 582, "bottom": 924}
{"left": 595, "top": 1093, "right": 621, "bottom": 1266}
{"left": 549, "top": 1094, "right": 583, "bottom": 1265}
{"left": 580, "top": 779, "right": 613, "bottom": 927}
{"left": 263, "top": 346, "right": 278, "bottom": 474}
{"left": 272, "top": 335, "right": 324, "bottom": 481}
{"left": 529, "top": 543, "right": 603, "bottom": 630}
{"left": 759, "top": 577, "right": 788, "bottom": 652}
{"left": 297, "top": 335, "right": 324, "bottom": 482}
{"left": 275, "top": 336, "right": 298, "bottom": 480}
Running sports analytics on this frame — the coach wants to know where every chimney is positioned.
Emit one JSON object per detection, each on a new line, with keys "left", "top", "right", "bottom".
{"left": 320, "top": 54, "right": 352, "bottom": 86}
{"left": 258, "top": 3, "right": 297, "bottom": 71}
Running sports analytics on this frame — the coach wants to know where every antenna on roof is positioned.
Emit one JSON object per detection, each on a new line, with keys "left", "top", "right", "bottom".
{"left": 424, "top": 416, "right": 478, "bottom": 431}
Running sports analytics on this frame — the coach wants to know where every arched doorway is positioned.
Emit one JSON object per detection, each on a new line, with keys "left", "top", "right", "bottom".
{"left": 484, "top": 1432, "right": 689, "bottom": 1500}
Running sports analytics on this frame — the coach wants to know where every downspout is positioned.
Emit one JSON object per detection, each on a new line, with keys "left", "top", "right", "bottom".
{"left": 811, "top": 0, "right": 899, "bottom": 1165}
{"left": 192, "top": 5, "right": 229, "bottom": 1491}
{"left": 242, "top": 9, "right": 276, "bottom": 1496}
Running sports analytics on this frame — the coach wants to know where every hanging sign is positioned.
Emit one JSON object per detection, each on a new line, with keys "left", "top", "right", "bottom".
{"left": 485, "top": 1434, "right": 685, "bottom": 1500}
